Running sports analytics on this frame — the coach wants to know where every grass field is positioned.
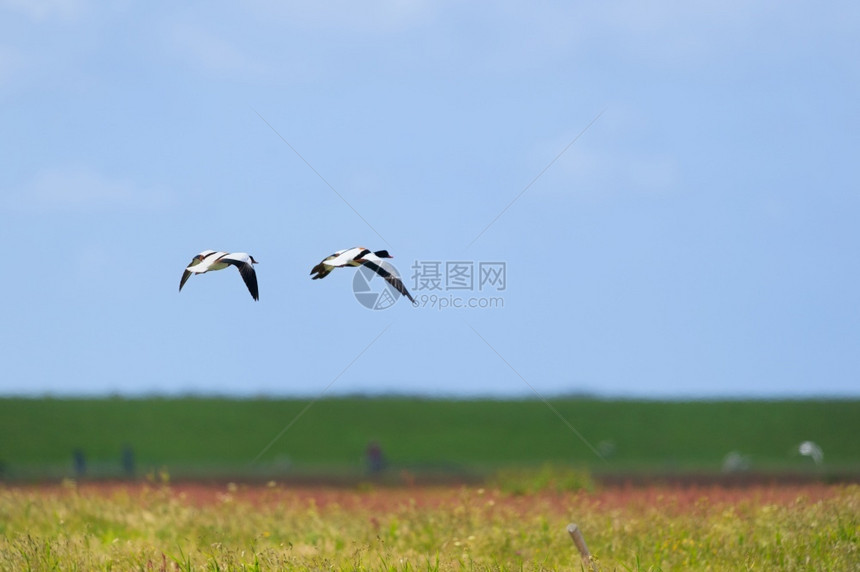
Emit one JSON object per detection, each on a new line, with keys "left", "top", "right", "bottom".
{"left": 3, "top": 398, "right": 859, "bottom": 569}
{"left": 1, "top": 482, "right": 857, "bottom": 570}
{"left": 1, "top": 397, "right": 858, "bottom": 480}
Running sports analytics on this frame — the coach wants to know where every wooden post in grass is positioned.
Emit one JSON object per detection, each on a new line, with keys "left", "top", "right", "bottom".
{"left": 567, "top": 523, "right": 597, "bottom": 571}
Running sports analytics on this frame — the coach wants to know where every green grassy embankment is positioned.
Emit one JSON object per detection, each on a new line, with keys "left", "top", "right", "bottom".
{"left": 1, "top": 397, "right": 857, "bottom": 480}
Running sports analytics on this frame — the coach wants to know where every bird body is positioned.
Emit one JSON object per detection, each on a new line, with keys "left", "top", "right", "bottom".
{"left": 311, "top": 247, "right": 378, "bottom": 278}
{"left": 179, "top": 251, "right": 259, "bottom": 300}
{"left": 311, "top": 246, "right": 414, "bottom": 303}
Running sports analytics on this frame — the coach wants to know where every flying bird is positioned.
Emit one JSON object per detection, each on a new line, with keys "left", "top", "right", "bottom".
{"left": 311, "top": 246, "right": 414, "bottom": 303}
{"left": 179, "top": 250, "right": 259, "bottom": 301}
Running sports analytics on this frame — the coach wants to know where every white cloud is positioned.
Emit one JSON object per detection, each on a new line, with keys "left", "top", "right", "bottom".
{"left": 247, "top": 0, "right": 434, "bottom": 33}
{"left": 160, "top": 1, "right": 434, "bottom": 81}
{"left": 525, "top": 105, "right": 681, "bottom": 199}
{"left": 526, "top": 132, "right": 681, "bottom": 199}
{"left": 580, "top": 0, "right": 855, "bottom": 69}
{"left": 163, "top": 20, "right": 269, "bottom": 79}
{"left": 0, "top": 45, "right": 24, "bottom": 85}
{"left": 0, "top": 0, "right": 87, "bottom": 21}
{"left": 5, "top": 165, "right": 173, "bottom": 212}
{"left": 447, "top": 1, "right": 838, "bottom": 75}
{"left": 556, "top": 147, "right": 681, "bottom": 197}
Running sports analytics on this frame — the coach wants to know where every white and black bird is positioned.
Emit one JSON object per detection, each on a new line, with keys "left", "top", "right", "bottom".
{"left": 311, "top": 246, "right": 414, "bottom": 303}
{"left": 179, "top": 250, "right": 259, "bottom": 301}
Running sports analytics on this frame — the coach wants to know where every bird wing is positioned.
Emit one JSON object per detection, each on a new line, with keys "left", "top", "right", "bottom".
{"left": 179, "top": 268, "right": 193, "bottom": 292}
{"left": 222, "top": 254, "right": 259, "bottom": 301}
{"left": 179, "top": 250, "right": 216, "bottom": 291}
{"left": 361, "top": 258, "right": 415, "bottom": 303}
{"left": 221, "top": 252, "right": 253, "bottom": 265}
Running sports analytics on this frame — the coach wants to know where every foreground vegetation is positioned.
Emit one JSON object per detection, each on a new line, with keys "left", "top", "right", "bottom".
{"left": 1, "top": 397, "right": 858, "bottom": 479}
{"left": 0, "top": 482, "right": 857, "bottom": 570}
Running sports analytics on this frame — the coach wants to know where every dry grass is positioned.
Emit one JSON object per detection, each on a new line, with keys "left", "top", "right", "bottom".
{"left": 0, "top": 481, "right": 857, "bottom": 570}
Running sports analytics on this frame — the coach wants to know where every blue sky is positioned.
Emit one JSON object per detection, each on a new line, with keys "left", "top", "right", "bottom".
{"left": 1, "top": 1, "right": 858, "bottom": 398}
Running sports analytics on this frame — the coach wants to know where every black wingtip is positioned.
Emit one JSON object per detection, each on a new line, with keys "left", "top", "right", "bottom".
{"left": 310, "top": 263, "right": 326, "bottom": 277}
{"left": 179, "top": 270, "right": 192, "bottom": 293}
{"left": 225, "top": 259, "right": 259, "bottom": 302}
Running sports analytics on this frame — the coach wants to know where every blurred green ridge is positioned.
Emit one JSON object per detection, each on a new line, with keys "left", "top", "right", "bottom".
{"left": 1, "top": 397, "right": 858, "bottom": 478}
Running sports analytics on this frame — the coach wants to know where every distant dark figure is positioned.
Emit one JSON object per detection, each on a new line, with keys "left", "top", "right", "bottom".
{"left": 366, "top": 441, "right": 385, "bottom": 474}
{"left": 72, "top": 448, "right": 86, "bottom": 478}
{"left": 121, "top": 444, "right": 135, "bottom": 478}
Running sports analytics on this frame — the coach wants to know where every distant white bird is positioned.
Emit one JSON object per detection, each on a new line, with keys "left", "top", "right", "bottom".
{"left": 721, "top": 451, "right": 751, "bottom": 473}
{"left": 179, "top": 250, "right": 259, "bottom": 301}
{"left": 310, "top": 246, "right": 414, "bottom": 303}
{"left": 798, "top": 440, "right": 823, "bottom": 465}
